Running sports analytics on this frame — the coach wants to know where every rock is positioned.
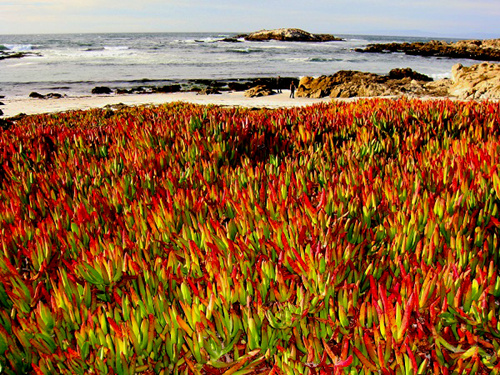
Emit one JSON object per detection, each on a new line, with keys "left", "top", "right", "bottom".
{"left": 0, "top": 109, "right": 3, "bottom": 116}
{"left": 0, "top": 51, "right": 29, "bottom": 60}
{"left": 0, "top": 96, "right": 5, "bottom": 99}
{"left": 297, "top": 69, "right": 445, "bottom": 99}
{"left": 220, "top": 38, "right": 241, "bottom": 43}
{"left": 448, "top": 62, "right": 500, "bottom": 100}
{"left": 29, "top": 92, "right": 63, "bottom": 99}
{"left": 116, "top": 88, "right": 133, "bottom": 95}
{"left": 388, "top": 68, "right": 432, "bottom": 82}
{"left": 29, "top": 92, "right": 45, "bottom": 99}
{"left": 228, "top": 82, "right": 249, "bottom": 91}
{"left": 356, "top": 38, "right": 500, "bottom": 61}
{"left": 297, "top": 71, "right": 390, "bottom": 98}
{"left": 91, "top": 86, "right": 113, "bottom": 95}
{"left": 197, "top": 88, "right": 222, "bottom": 95}
{"left": 244, "top": 28, "right": 343, "bottom": 42}
{"left": 155, "top": 84, "right": 181, "bottom": 93}
{"left": 245, "top": 85, "right": 275, "bottom": 97}
{"left": 0, "top": 102, "right": 4, "bottom": 106}
{"left": 424, "top": 79, "right": 452, "bottom": 97}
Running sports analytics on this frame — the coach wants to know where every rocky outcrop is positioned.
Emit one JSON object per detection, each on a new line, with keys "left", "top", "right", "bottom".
{"left": 448, "top": 62, "right": 500, "bottom": 100}
{"left": 356, "top": 39, "right": 500, "bottom": 61}
{"left": 219, "top": 38, "right": 241, "bottom": 43}
{"left": 91, "top": 87, "right": 113, "bottom": 95}
{"left": 388, "top": 68, "right": 433, "bottom": 81}
{"left": 155, "top": 84, "right": 182, "bottom": 93}
{"left": 296, "top": 69, "right": 444, "bottom": 98}
{"left": 244, "top": 28, "right": 343, "bottom": 42}
{"left": 197, "top": 88, "right": 222, "bottom": 95}
{"left": 245, "top": 85, "right": 275, "bottom": 97}
{"left": 0, "top": 51, "right": 39, "bottom": 60}
{"left": 29, "top": 92, "right": 63, "bottom": 99}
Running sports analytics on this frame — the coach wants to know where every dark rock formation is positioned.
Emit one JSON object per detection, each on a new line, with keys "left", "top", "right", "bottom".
{"left": 220, "top": 38, "right": 242, "bottom": 43}
{"left": 29, "top": 92, "right": 45, "bottom": 99}
{"left": 29, "top": 92, "right": 63, "bottom": 99}
{"left": 388, "top": 68, "right": 432, "bottom": 81}
{"left": 0, "top": 51, "right": 29, "bottom": 60}
{"left": 91, "top": 86, "right": 113, "bottom": 95}
{"left": 356, "top": 39, "right": 500, "bottom": 61}
{"left": 228, "top": 82, "right": 249, "bottom": 91}
{"left": 244, "top": 28, "right": 343, "bottom": 42}
{"left": 155, "top": 84, "right": 182, "bottom": 93}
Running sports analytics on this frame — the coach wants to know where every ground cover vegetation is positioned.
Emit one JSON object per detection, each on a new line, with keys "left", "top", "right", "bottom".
{"left": 0, "top": 99, "right": 499, "bottom": 374}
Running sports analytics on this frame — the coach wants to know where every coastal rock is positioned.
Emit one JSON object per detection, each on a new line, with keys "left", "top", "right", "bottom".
{"left": 228, "top": 82, "right": 249, "bottom": 91}
{"left": 0, "top": 51, "right": 31, "bottom": 60}
{"left": 91, "top": 86, "right": 113, "bottom": 95}
{"left": 356, "top": 39, "right": 500, "bottom": 61}
{"left": 297, "top": 68, "right": 441, "bottom": 99}
{"left": 244, "top": 28, "right": 343, "bottom": 42}
{"left": 29, "top": 92, "right": 45, "bottom": 99}
{"left": 244, "top": 85, "right": 275, "bottom": 97}
{"left": 29, "top": 92, "right": 63, "bottom": 99}
{"left": 297, "top": 71, "right": 389, "bottom": 98}
{"left": 197, "top": 88, "right": 222, "bottom": 95}
{"left": 448, "top": 62, "right": 500, "bottom": 100}
{"left": 423, "top": 79, "right": 452, "bottom": 97}
{"left": 155, "top": 84, "right": 181, "bottom": 93}
{"left": 220, "top": 38, "right": 241, "bottom": 43}
{"left": 388, "top": 68, "right": 432, "bottom": 82}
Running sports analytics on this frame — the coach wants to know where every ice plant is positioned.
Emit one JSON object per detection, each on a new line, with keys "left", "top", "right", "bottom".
{"left": 0, "top": 99, "right": 499, "bottom": 374}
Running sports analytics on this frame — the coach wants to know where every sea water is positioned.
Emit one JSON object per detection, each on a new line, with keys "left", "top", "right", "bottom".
{"left": 0, "top": 32, "right": 482, "bottom": 98}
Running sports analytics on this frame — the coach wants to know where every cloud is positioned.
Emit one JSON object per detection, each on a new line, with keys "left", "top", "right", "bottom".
{"left": 0, "top": 0, "right": 498, "bottom": 36}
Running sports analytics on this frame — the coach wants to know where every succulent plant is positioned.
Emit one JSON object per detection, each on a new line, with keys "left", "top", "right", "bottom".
{"left": 0, "top": 99, "right": 499, "bottom": 374}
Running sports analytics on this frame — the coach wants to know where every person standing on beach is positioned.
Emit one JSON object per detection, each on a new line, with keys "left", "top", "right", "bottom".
{"left": 276, "top": 76, "right": 282, "bottom": 93}
{"left": 290, "top": 81, "right": 296, "bottom": 98}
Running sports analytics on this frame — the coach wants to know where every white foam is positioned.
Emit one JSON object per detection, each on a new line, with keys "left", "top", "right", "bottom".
{"left": 103, "top": 46, "right": 129, "bottom": 50}
{"left": 4, "top": 44, "right": 34, "bottom": 51}
{"left": 430, "top": 72, "right": 451, "bottom": 80}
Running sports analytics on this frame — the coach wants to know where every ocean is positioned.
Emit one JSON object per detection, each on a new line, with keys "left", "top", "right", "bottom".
{"left": 0, "top": 32, "right": 481, "bottom": 99}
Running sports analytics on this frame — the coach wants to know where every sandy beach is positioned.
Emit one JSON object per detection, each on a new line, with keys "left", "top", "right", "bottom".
{"left": 0, "top": 91, "right": 339, "bottom": 118}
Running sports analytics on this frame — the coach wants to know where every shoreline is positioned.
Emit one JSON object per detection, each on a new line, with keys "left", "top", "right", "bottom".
{"left": 0, "top": 91, "right": 343, "bottom": 117}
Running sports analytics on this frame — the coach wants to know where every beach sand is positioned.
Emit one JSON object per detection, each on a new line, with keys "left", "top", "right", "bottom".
{"left": 0, "top": 91, "right": 340, "bottom": 117}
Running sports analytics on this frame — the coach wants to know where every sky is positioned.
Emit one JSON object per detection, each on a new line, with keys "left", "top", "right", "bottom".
{"left": 1, "top": 0, "right": 499, "bottom": 38}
